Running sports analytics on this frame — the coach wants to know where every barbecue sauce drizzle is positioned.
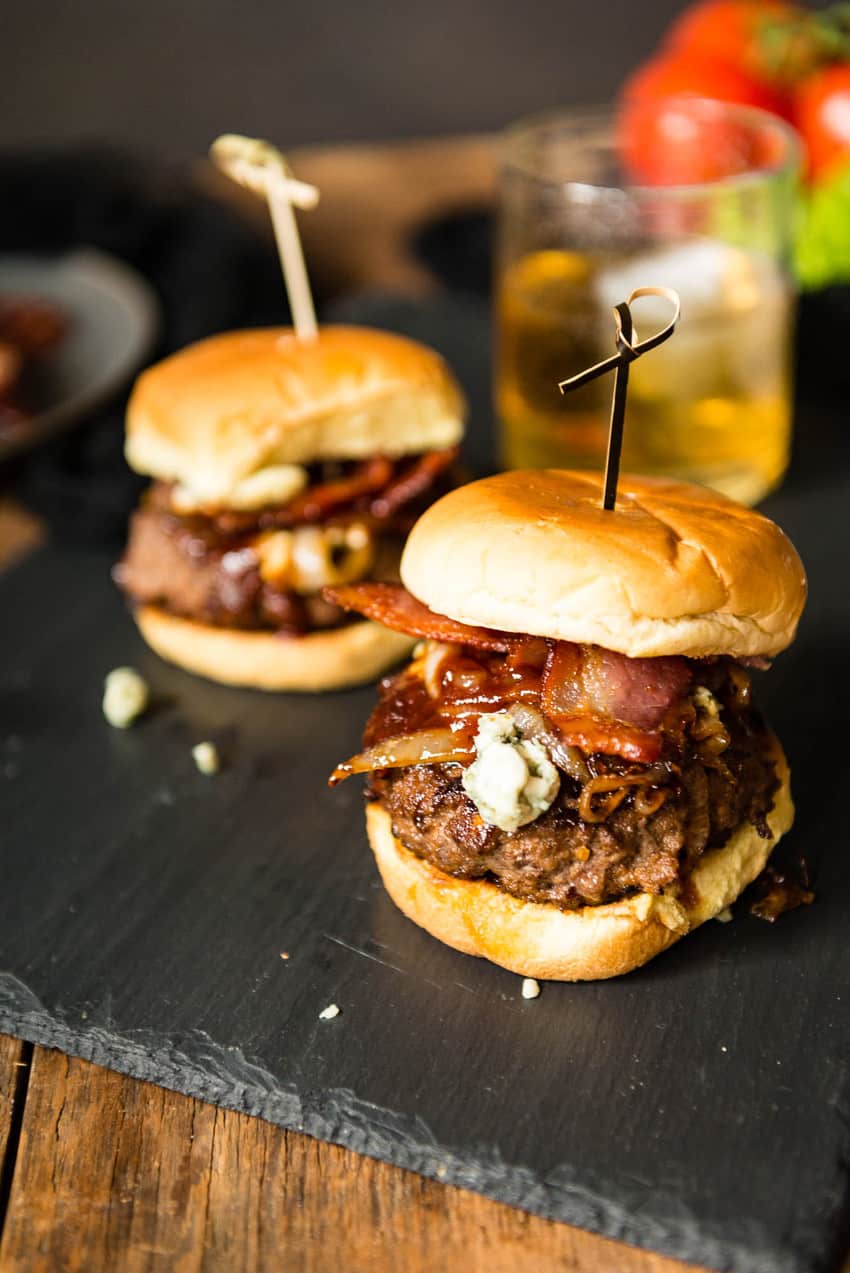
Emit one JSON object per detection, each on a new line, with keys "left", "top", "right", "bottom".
{"left": 365, "top": 641, "right": 696, "bottom": 767}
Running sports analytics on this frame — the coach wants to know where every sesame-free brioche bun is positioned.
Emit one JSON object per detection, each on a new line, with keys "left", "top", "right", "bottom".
{"left": 401, "top": 470, "right": 806, "bottom": 659}
{"left": 125, "top": 326, "right": 466, "bottom": 506}
{"left": 135, "top": 604, "right": 415, "bottom": 692}
{"left": 367, "top": 737, "right": 792, "bottom": 981}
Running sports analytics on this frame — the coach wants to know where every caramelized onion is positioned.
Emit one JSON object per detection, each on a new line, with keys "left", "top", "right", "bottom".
{"left": 421, "top": 641, "right": 460, "bottom": 699}
{"left": 691, "top": 714, "right": 730, "bottom": 746}
{"left": 698, "top": 731, "right": 732, "bottom": 755}
{"left": 578, "top": 765, "right": 671, "bottom": 824}
{"left": 633, "top": 786, "right": 669, "bottom": 817}
{"left": 507, "top": 703, "right": 590, "bottom": 783}
{"left": 728, "top": 664, "right": 752, "bottom": 708}
{"left": 579, "top": 785, "right": 629, "bottom": 823}
{"left": 328, "top": 728, "right": 473, "bottom": 786}
{"left": 738, "top": 656, "right": 771, "bottom": 672}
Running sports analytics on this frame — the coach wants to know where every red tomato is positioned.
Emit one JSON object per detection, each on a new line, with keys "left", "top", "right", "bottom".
{"left": 794, "top": 66, "right": 850, "bottom": 180}
{"left": 665, "top": 0, "right": 797, "bottom": 78}
{"left": 619, "top": 52, "right": 793, "bottom": 185}
{"left": 622, "top": 51, "right": 792, "bottom": 120}
{"left": 618, "top": 96, "right": 759, "bottom": 184}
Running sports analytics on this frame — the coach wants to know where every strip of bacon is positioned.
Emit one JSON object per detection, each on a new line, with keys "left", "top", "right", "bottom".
{"left": 328, "top": 585, "right": 693, "bottom": 762}
{"left": 541, "top": 642, "right": 691, "bottom": 763}
{"left": 542, "top": 643, "right": 691, "bottom": 732}
{"left": 286, "top": 448, "right": 456, "bottom": 525}
{"left": 553, "top": 716, "right": 663, "bottom": 764}
{"left": 284, "top": 456, "right": 395, "bottom": 523}
{"left": 323, "top": 583, "right": 520, "bottom": 652}
{"left": 167, "top": 449, "right": 457, "bottom": 537}
{"left": 369, "top": 447, "right": 459, "bottom": 520}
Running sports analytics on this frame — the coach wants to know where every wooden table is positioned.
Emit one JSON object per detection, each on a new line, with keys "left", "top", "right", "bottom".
{"left": 0, "top": 1036, "right": 709, "bottom": 1272}
{"left": 2, "top": 139, "right": 848, "bottom": 1271}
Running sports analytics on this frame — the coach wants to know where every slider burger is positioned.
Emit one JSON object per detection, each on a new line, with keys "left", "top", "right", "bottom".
{"left": 326, "top": 470, "right": 806, "bottom": 980}
{"left": 114, "top": 326, "right": 465, "bottom": 690}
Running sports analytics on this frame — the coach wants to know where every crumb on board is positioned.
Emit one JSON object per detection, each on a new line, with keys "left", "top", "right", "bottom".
{"left": 318, "top": 1003, "right": 340, "bottom": 1021}
{"left": 192, "top": 741, "right": 220, "bottom": 775}
{"left": 279, "top": 951, "right": 290, "bottom": 960}
{"left": 715, "top": 907, "right": 734, "bottom": 923}
{"left": 521, "top": 978, "right": 541, "bottom": 1000}
{"left": 103, "top": 667, "right": 150, "bottom": 729}
{"left": 749, "top": 865, "right": 815, "bottom": 922}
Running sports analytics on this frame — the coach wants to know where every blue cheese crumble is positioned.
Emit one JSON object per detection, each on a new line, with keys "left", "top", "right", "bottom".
{"left": 461, "top": 711, "right": 560, "bottom": 832}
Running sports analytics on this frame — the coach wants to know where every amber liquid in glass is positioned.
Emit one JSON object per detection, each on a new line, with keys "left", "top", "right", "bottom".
{"left": 496, "top": 245, "right": 794, "bottom": 505}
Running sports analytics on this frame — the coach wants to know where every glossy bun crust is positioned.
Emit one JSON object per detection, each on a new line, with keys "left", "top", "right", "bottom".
{"left": 401, "top": 470, "right": 806, "bottom": 658}
{"left": 126, "top": 326, "right": 466, "bottom": 506}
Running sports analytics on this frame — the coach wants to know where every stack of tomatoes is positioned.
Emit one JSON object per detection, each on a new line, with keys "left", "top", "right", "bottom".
{"left": 618, "top": 1, "right": 850, "bottom": 286}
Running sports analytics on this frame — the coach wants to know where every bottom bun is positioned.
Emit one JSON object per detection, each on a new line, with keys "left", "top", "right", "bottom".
{"left": 135, "top": 604, "right": 415, "bottom": 692}
{"left": 366, "top": 739, "right": 793, "bottom": 981}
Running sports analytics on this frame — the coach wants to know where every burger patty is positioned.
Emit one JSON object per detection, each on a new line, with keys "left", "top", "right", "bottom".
{"left": 114, "top": 503, "right": 403, "bottom": 634}
{"left": 115, "top": 453, "right": 458, "bottom": 634}
{"left": 367, "top": 723, "right": 779, "bottom": 911}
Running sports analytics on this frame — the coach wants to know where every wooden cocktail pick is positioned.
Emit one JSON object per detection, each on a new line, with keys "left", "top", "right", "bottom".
{"left": 558, "top": 286, "right": 680, "bottom": 510}
{"left": 210, "top": 134, "right": 320, "bottom": 341}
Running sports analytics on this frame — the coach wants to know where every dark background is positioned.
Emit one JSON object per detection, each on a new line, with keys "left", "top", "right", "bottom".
{"left": 3, "top": 0, "right": 686, "bottom": 154}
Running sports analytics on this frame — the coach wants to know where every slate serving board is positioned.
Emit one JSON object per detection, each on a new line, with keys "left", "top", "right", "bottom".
{"left": 1, "top": 296, "right": 849, "bottom": 1273}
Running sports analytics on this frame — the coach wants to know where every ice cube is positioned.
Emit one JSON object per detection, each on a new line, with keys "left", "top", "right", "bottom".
{"left": 595, "top": 242, "right": 787, "bottom": 403}
{"left": 595, "top": 239, "right": 741, "bottom": 317}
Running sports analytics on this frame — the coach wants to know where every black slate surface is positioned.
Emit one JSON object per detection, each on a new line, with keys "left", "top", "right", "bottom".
{"left": 1, "top": 289, "right": 849, "bottom": 1273}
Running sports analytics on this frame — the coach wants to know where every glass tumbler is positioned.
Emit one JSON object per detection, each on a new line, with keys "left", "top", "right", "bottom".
{"left": 495, "top": 102, "right": 801, "bottom": 504}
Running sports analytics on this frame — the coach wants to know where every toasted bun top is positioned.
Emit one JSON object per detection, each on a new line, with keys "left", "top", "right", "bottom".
{"left": 125, "top": 326, "right": 466, "bottom": 505}
{"left": 401, "top": 470, "right": 806, "bottom": 658}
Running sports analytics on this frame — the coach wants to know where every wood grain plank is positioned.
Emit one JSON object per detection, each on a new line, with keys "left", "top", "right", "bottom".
{"left": 0, "top": 1035, "right": 27, "bottom": 1168}
{"left": 0, "top": 1033, "right": 29, "bottom": 1252}
{"left": 0, "top": 1046, "right": 713, "bottom": 1273}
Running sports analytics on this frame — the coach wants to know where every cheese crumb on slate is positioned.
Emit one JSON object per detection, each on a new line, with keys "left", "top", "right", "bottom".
{"left": 192, "top": 741, "right": 220, "bottom": 775}
{"left": 318, "top": 1003, "right": 340, "bottom": 1020}
{"left": 103, "top": 667, "right": 150, "bottom": 729}
{"left": 715, "top": 906, "right": 734, "bottom": 923}
{"left": 521, "top": 978, "right": 541, "bottom": 1000}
